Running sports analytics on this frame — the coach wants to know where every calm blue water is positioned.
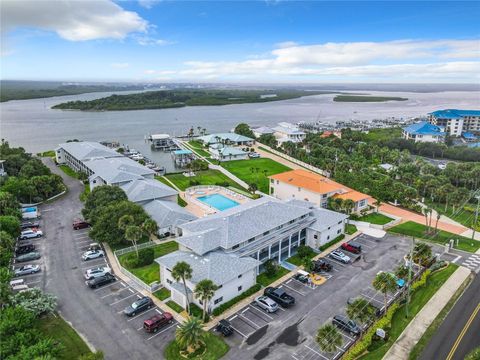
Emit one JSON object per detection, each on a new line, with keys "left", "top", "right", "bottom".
{"left": 197, "top": 194, "right": 239, "bottom": 211}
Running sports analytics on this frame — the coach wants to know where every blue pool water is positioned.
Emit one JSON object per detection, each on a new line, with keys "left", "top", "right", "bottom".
{"left": 197, "top": 194, "right": 239, "bottom": 211}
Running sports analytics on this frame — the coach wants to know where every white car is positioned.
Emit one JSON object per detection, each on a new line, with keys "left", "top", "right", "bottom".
{"left": 19, "top": 229, "right": 43, "bottom": 240}
{"left": 84, "top": 266, "right": 111, "bottom": 280}
{"left": 329, "top": 250, "right": 351, "bottom": 264}
{"left": 82, "top": 250, "right": 105, "bottom": 261}
{"left": 14, "top": 264, "right": 41, "bottom": 277}
{"left": 254, "top": 295, "right": 279, "bottom": 313}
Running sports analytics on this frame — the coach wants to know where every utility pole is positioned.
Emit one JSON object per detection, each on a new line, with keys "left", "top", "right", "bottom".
{"left": 471, "top": 194, "right": 480, "bottom": 241}
{"left": 406, "top": 236, "right": 414, "bottom": 318}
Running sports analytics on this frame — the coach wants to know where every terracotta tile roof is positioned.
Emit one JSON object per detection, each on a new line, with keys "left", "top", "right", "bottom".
{"left": 270, "top": 169, "right": 370, "bottom": 202}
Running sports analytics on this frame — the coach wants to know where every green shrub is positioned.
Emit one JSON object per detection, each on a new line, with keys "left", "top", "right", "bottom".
{"left": 430, "top": 261, "right": 447, "bottom": 272}
{"left": 319, "top": 234, "right": 345, "bottom": 251}
{"left": 189, "top": 303, "right": 209, "bottom": 322}
{"left": 215, "top": 181, "right": 230, "bottom": 187}
{"left": 212, "top": 284, "right": 261, "bottom": 316}
{"left": 123, "top": 247, "right": 154, "bottom": 268}
{"left": 412, "top": 270, "right": 431, "bottom": 291}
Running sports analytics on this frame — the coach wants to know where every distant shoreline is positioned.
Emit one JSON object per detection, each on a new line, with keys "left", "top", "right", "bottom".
{"left": 333, "top": 95, "right": 408, "bottom": 102}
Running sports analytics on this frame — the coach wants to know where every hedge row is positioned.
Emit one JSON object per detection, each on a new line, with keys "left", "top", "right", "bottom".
{"left": 319, "top": 234, "right": 345, "bottom": 251}
{"left": 212, "top": 284, "right": 261, "bottom": 316}
{"left": 122, "top": 248, "right": 154, "bottom": 268}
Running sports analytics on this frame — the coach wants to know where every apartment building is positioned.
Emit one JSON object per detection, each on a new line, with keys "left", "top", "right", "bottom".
{"left": 428, "top": 109, "right": 480, "bottom": 136}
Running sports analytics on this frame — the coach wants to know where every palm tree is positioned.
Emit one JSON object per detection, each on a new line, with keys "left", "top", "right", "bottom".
{"left": 248, "top": 183, "right": 258, "bottom": 194}
{"left": 373, "top": 198, "right": 382, "bottom": 213}
{"left": 434, "top": 211, "right": 441, "bottom": 235}
{"left": 194, "top": 279, "right": 218, "bottom": 322}
{"left": 343, "top": 199, "right": 355, "bottom": 215}
{"left": 125, "top": 225, "right": 142, "bottom": 257}
{"left": 422, "top": 207, "right": 431, "bottom": 233}
{"left": 413, "top": 243, "right": 432, "bottom": 266}
{"left": 172, "top": 261, "right": 193, "bottom": 315}
{"left": 316, "top": 324, "right": 343, "bottom": 353}
{"left": 142, "top": 219, "right": 158, "bottom": 241}
{"left": 372, "top": 272, "right": 398, "bottom": 312}
{"left": 175, "top": 317, "right": 204, "bottom": 353}
{"left": 394, "top": 265, "right": 409, "bottom": 280}
{"left": 118, "top": 214, "right": 134, "bottom": 230}
{"left": 346, "top": 297, "right": 376, "bottom": 325}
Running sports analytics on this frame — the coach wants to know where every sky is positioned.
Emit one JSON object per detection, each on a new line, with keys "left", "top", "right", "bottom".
{"left": 1, "top": 0, "right": 479, "bottom": 83}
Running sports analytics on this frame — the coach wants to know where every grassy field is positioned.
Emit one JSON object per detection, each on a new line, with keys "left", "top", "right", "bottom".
{"left": 118, "top": 242, "right": 178, "bottom": 284}
{"left": 38, "top": 314, "right": 92, "bottom": 359}
{"left": 287, "top": 247, "right": 317, "bottom": 266}
{"left": 59, "top": 164, "right": 80, "bottom": 179}
{"left": 346, "top": 224, "right": 358, "bottom": 235}
{"left": 360, "top": 264, "right": 458, "bottom": 360}
{"left": 426, "top": 201, "right": 476, "bottom": 229}
{"left": 388, "top": 221, "right": 480, "bottom": 252}
{"left": 79, "top": 183, "right": 90, "bottom": 202}
{"left": 256, "top": 267, "right": 290, "bottom": 287}
{"left": 163, "top": 170, "right": 243, "bottom": 191}
{"left": 164, "top": 331, "right": 229, "bottom": 360}
{"left": 154, "top": 288, "right": 171, "bottom": 301}
{"left": 188, "top": 140, "right": 210, "bottom": 157}
{"left": 333, "top": 95, "right": 408, "bottom": 102}
{"left": 166, "top": 300, "right": 184, "bottom": 313}
{"left": 221, "top": 158, "right": 291, "bottom": 193}
{"left": 359, "top": 213, "right": 394, "bottom": 225}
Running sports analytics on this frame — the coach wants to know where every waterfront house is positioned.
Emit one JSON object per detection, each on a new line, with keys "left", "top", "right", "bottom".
{"left": 272, "top": 122, "right": 306, "bottom": 144}
{"left": 252, "top": 126, "right": 275, "bottom": 138}
{"left": 402, "top": 121, "right": 446, "bottom": 143}
{"left": 198, "top": 133, "right": 254, "bottom": 146}
{"left": 208, "top": 144, "right": 249, "bottom": 162}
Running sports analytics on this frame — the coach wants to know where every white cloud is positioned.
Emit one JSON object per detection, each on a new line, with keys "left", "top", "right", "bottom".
{"left": 111, "top": 62, "right": 130, "bottom": 69}
{"left": 134, "top": 35, "right": 175, "bottom": 46}
{"left": 275, "top": 41, "right": 299, "bottom": 49}
{"left": 1, "top": 0, "right": 148, "bottom": 41}
{"left": 138, "top": 0, "right": 162, "bottom": 9}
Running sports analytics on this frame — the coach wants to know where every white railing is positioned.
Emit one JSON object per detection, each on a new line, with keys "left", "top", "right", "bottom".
{"left": 114, "top": 241, "right": 157, "bottom": 256}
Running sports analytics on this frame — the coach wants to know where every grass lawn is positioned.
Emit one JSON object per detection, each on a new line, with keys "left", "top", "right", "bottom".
{"left": 388, "top": 221, "right": 480, "bottom": 252}
{"left": 164, "top": 331, "right": 229, "bottom": 360}
{"left": 256, "top": 267, "right": 290, "bottom": 287}
{"left": 154, "top": 287, "right": 171, "bottom": 301}
{"left": 166, "top": 300, "right": 184, "bottom": 313}
{"left": 221, "top": 158, "right": 291, "bottom": 193}
{"left": 59, "top": 164, "right": 79, "bottom": 179}
{"left": 38, "top": 150, "right": 56, "bottom": 157}
{"left": 188, "top": 140, "right": 210, "bottom": 157}
{"left": 37, "top": 314, "right": 92, "bottom": 360}
{"left": 360, "top": 264, "right": 458, "bottom": 360}
{"left": 177, "top": 194, "right": 187, "bottom": 207}
{"left": 426, "top": 201, "right": 476, "bottom": 229}
{"left": 164, "top": 170, "right": 244, "bottom": 191}
{"left": 359, "top": 212, "right": 394, "bottom": 225}
{"left": 287, "top": 247, "right": 317, "bottom": 266}
{"left": 79, "top": 183, "right": 90, "bottom": 202}
{"left": 346, "top": 224, "right": 357, "bottom": 235}
{"left": 408, "top": 273, "right": 472, "bottom": 360}
{"left": 118, "top": 242, "right": 178, "bottom": 284}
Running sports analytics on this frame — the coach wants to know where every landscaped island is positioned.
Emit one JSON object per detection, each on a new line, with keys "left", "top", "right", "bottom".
{"left": 52, "top": 89, "right": 332, "bottom": 111}
{"left": 333, "top": 95, "right": 408, "bottom": 102}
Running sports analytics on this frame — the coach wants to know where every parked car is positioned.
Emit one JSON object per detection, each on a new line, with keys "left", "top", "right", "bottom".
{"left": 255, "top": 295, "right": 279, "bottom": 313}
{"left": 82, "top": 250, "right": 104, "bottom": 261}
{"left": 16, "top": 251, "right": 41, "bottom": 263}
{"left": 248, "top": 152, "right": 260, "bottom": 158}
{"left": 215, "top": 319, "right": 234, "bottom": 337}
{"left": 341, "top": 242, "right": 362, "bottom": 254}
{"left": 14, "top": 264, "right": 41, "bottom": 276}
{"left": 293, "top": 273, "right": 309, "bottom": 284}
{"left": 87, "top": 243, "right": 102, "bottom": 251}
{"left": 332, "top": 315, "right": 361, "bottom": 336}
{"left": 19, "top": 229, "right": 43, "bottom": 240}
{"left": 143, "top": 312, "right": 174, "bottom": 333}
{"left": 312, "top": 259, "right": 333, "bottom": 272}
{"left": 15, "top": 243, "right": 35, "bottom": 255}
{"left": 86, "top": 273, "right": 115, "bottom": 288}
{"left": 264, "top": 287, "right": 295, "bottom": 307}
{"left": 73, "top": 220, "right": 90, "bottom": 230}
{"left": 329, "top": 250, "right": 351, "bottom": 264}
{"left": 84, "top": 266, "right": 111, "bottom": 280}
{"left": 21, "top": 221, "right": 40, "bottom": 230}
{"left": 124, "top": 296, "right": 154, "bottom": 317}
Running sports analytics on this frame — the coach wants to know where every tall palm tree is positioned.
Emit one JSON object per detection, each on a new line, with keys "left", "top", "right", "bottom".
{"left": 172, "top": 261, "right": 193, "bottom": 315}
{"left": 194, "top": 279, "right": 218, "bottom": 322}
{"left": 413, "top": 243, "right": 432, "bottom": 267}
{"left": 175, "top": 317, "right": 204, "bottom": 353}
{"left": 316, "top": 324, "right": 343, "bottom": 353}
{"left": 343, "top": 199, "right": 355, "bottom": 215}
{"left": 372, "top": 272, "right": 398, "bottom": 313}
{"left": 346, "top": 298, "right": 375, "bottom": 325}
{"left": 118, "top": 214, "right": 134, "bottom": 230}
{"left": 434, "top": 211, "right": 441, "bottom": 235}
{"left": 373, "top": 198, "right": 382, "bottom": 213}
{"left": 142, "top": 219, "right": 158, "bottom": 241}
{"left": 125, "top": 225, "right": 142, "bottom": 257}
{"left": 395, "top": 265, "right": 409, "bottom": 280}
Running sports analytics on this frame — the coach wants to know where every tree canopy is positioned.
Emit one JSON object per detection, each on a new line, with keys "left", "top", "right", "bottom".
{"left": 234, "top": 123, "right": 255, "bottom": 139}
{"left": 82, "top": 185, "right": 128, "bottom": 222}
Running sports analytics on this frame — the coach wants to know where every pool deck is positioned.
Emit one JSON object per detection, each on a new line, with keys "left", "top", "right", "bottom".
{"left": 184, "top": 185, "right": 249, "bottom": 217}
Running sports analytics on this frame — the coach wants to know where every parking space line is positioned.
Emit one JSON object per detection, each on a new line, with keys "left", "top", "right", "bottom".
{"left": 281, "top": 283, "right": 306, "bottom": 296}
{"left": 327, "top": 258, "right": 348, "bottom": 267}
{"left": 146, "top": 323, "right": 177, "bottom": 341}
{"left": 93, "top": 281, "right": 119, "bottom": 291}
{"left": 127, "top": 307, "right": 157, "bottom": 321}
{"left": 304, "top": 345, "right": 328, "bottom": 360}
{"left": 155, "top": 309, "right": 162, "bottom": 314}
{"left": 238, "top": 313, "right": 260, "bottom": 329}
{"left": 80, "top": 260, "right": 107, "bottom": 270}
{"left": 109, "top": 293, "right": 138, "bottom": 306}
{"left": 25, "top": 280, "right": 41, "bottom": 285}
{"left": 248, "top": 305, "right": 274, "bottom": 320}
{"left": 277, "top": 306, "right": 286, "bottom": 311}
{"left": 100, "top": 286, "right": 129, "bottom": 298}
{"left": 342, "top": 333, "right": 355, "bottom": 341}
{"left": 229, "top": 323, "right": 247, "bottom": 338}
{"left": 75, "top": 236, "right": 91, "bottom": 241}
{"left": 120, "top": 282, "right": 127, "bottom": 287}
{"left": 128, "top": 288, "right": 135, "bottom": 293}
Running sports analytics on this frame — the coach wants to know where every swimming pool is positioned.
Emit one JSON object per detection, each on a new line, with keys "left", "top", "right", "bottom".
{"left": 197, "top": 194, "right": 240, "bottom": 211}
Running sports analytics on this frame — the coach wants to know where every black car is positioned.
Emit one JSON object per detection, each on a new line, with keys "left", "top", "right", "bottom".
{"left": 264, "top": 287, "right": 295, "bottom": 308}
{"left": 332, "top": 315, "right": 361, "bottom": 336}
{"left": 86, "top": 273, "right": 116, "bottom": 289}
{"left": 15, "top": 243, "right": 35, "bottom": 255}
{"left": 123, "top": 296, "right": 153, "bottom": 316}
{"left": 21, "top": 221, "right": 40, "bottom": 230}
{"left": 293, "top": 273, "right": 309, "bottom": 284}
{"left": 312, "top": 259, "right": 333, "bottom": 272}
{"left": 215, "top": 319, "right": 234, "bottom": 337}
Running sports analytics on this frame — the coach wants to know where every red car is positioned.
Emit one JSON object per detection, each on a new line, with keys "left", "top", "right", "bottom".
{"left": 341, "top": 242, "right": 362, "bottom": 254}
{"left": 73, "top": 220, "right": 90, "bottom": 230}
{"left": 143, "top": 313, "right": 173, "bottom": 333}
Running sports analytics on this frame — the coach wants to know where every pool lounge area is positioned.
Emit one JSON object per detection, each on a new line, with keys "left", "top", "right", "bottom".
{"left": 185, "top": 185, "right": 249, "bottom": 215}
{"left": 197, "top": 194, "right": 239, "bottom": 211}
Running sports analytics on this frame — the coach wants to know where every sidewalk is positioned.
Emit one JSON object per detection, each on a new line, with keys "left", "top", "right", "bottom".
{"left": 383, "top": 266, "right": 471, "bottom": 360}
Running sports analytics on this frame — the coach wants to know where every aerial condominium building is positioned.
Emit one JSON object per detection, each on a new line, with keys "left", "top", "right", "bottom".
{"left": 428, "top": 109, "right": 480, "bottom": 137}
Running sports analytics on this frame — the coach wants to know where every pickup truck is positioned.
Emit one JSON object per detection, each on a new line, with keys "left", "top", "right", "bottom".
{"left": 264, "top": 287, "right": 295, "bottom": 308}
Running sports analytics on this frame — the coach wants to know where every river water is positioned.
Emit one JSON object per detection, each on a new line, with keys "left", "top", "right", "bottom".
{"left": 1, "top": 90, "right": 479, "bottom": 172}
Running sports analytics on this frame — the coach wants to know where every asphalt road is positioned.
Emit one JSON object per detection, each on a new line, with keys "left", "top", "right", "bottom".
{"left": 419, "top": 273, "right": 480, "bottom": 360}
{"left": 39, "top": 158, "right": 163, "bottom": 359}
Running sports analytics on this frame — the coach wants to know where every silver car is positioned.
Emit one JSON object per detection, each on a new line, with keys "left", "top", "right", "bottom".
{"left": 82, "top": 250, "right": 104, "bottom": 261}
{"left": 84, "top": 266, "right": 111, "bottom": 280}
{"left": 329, "top": 250, "right": 351, "bottom": 264}
{"left": 254, "top": 295, "right": 279, "bottom": 313}
{"left": 14, "top": 264, "right": 41, "bottom": 276}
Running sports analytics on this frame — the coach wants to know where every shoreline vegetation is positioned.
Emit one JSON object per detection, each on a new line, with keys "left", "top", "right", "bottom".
{"left": 333, "top": 95, "right": 408, "bottom": 102}
{"left": 51, "top": 89, "right": 338, "bottom": 111}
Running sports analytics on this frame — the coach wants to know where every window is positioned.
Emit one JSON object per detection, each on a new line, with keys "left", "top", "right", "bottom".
{"left": 338, "top": 221, "right": 342, "bottom": 224}
{"left": 263, "top": 231, "right": 270, "bottom": 236}
{"left": 328, "top": 227, "right": 331, "bottom": 230}
{"left": 238, "top": 274, "right": 242, "bottom": 279}
{"left": 232, "top": 244, "right": 240, "bottom": 250}
{"left": 314, "top": 234, "right": 318, "bottom": 239}
{"left": 166, "top": 279, "right": 172, "bottom": 285}
{"left": 248, "top": 237, "right": 255, "bottom": 243}
{"left": 327, "top": 236, "right": 330, "bottom": 240}
{"left": 214, "top": 297, "right": 223, "bottom": 305}
{"left": 238, "top": 286, "right": 242, "bottom": 292}
{"left": 322, "top": 194, "right": 328, "bottom": 198}
{"left": 218, "top": 284, "right": 223, "bottom": 289}
{"left": 271, "top": 179, "right": 274, "bottom": 183}
{"left": 337, "top": 229, "right": 341, "bottom": 234}
{"left": 298, "top": 187, "right": 301, "bottom": 192}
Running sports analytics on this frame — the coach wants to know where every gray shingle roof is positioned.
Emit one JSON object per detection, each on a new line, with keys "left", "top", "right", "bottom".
{"left": 177, "top": 197, "right": 312, "bottom": 255}
{"left": 120, "top": 178, "right": 177, "bottom": 203}
{"left": 198, "top": 133, "right": 254, "bottom": 144}
{"left": 156, "top": 250, "right": 260, "bottom": 286}
{"left": 59, "top": 141, "right": 122, "bottom": 161}
{"left": 85, "top": 157, "right": 155, "bottom": 184}
{"left": 142, "top": 200, "right": 197, "bottom": 229}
